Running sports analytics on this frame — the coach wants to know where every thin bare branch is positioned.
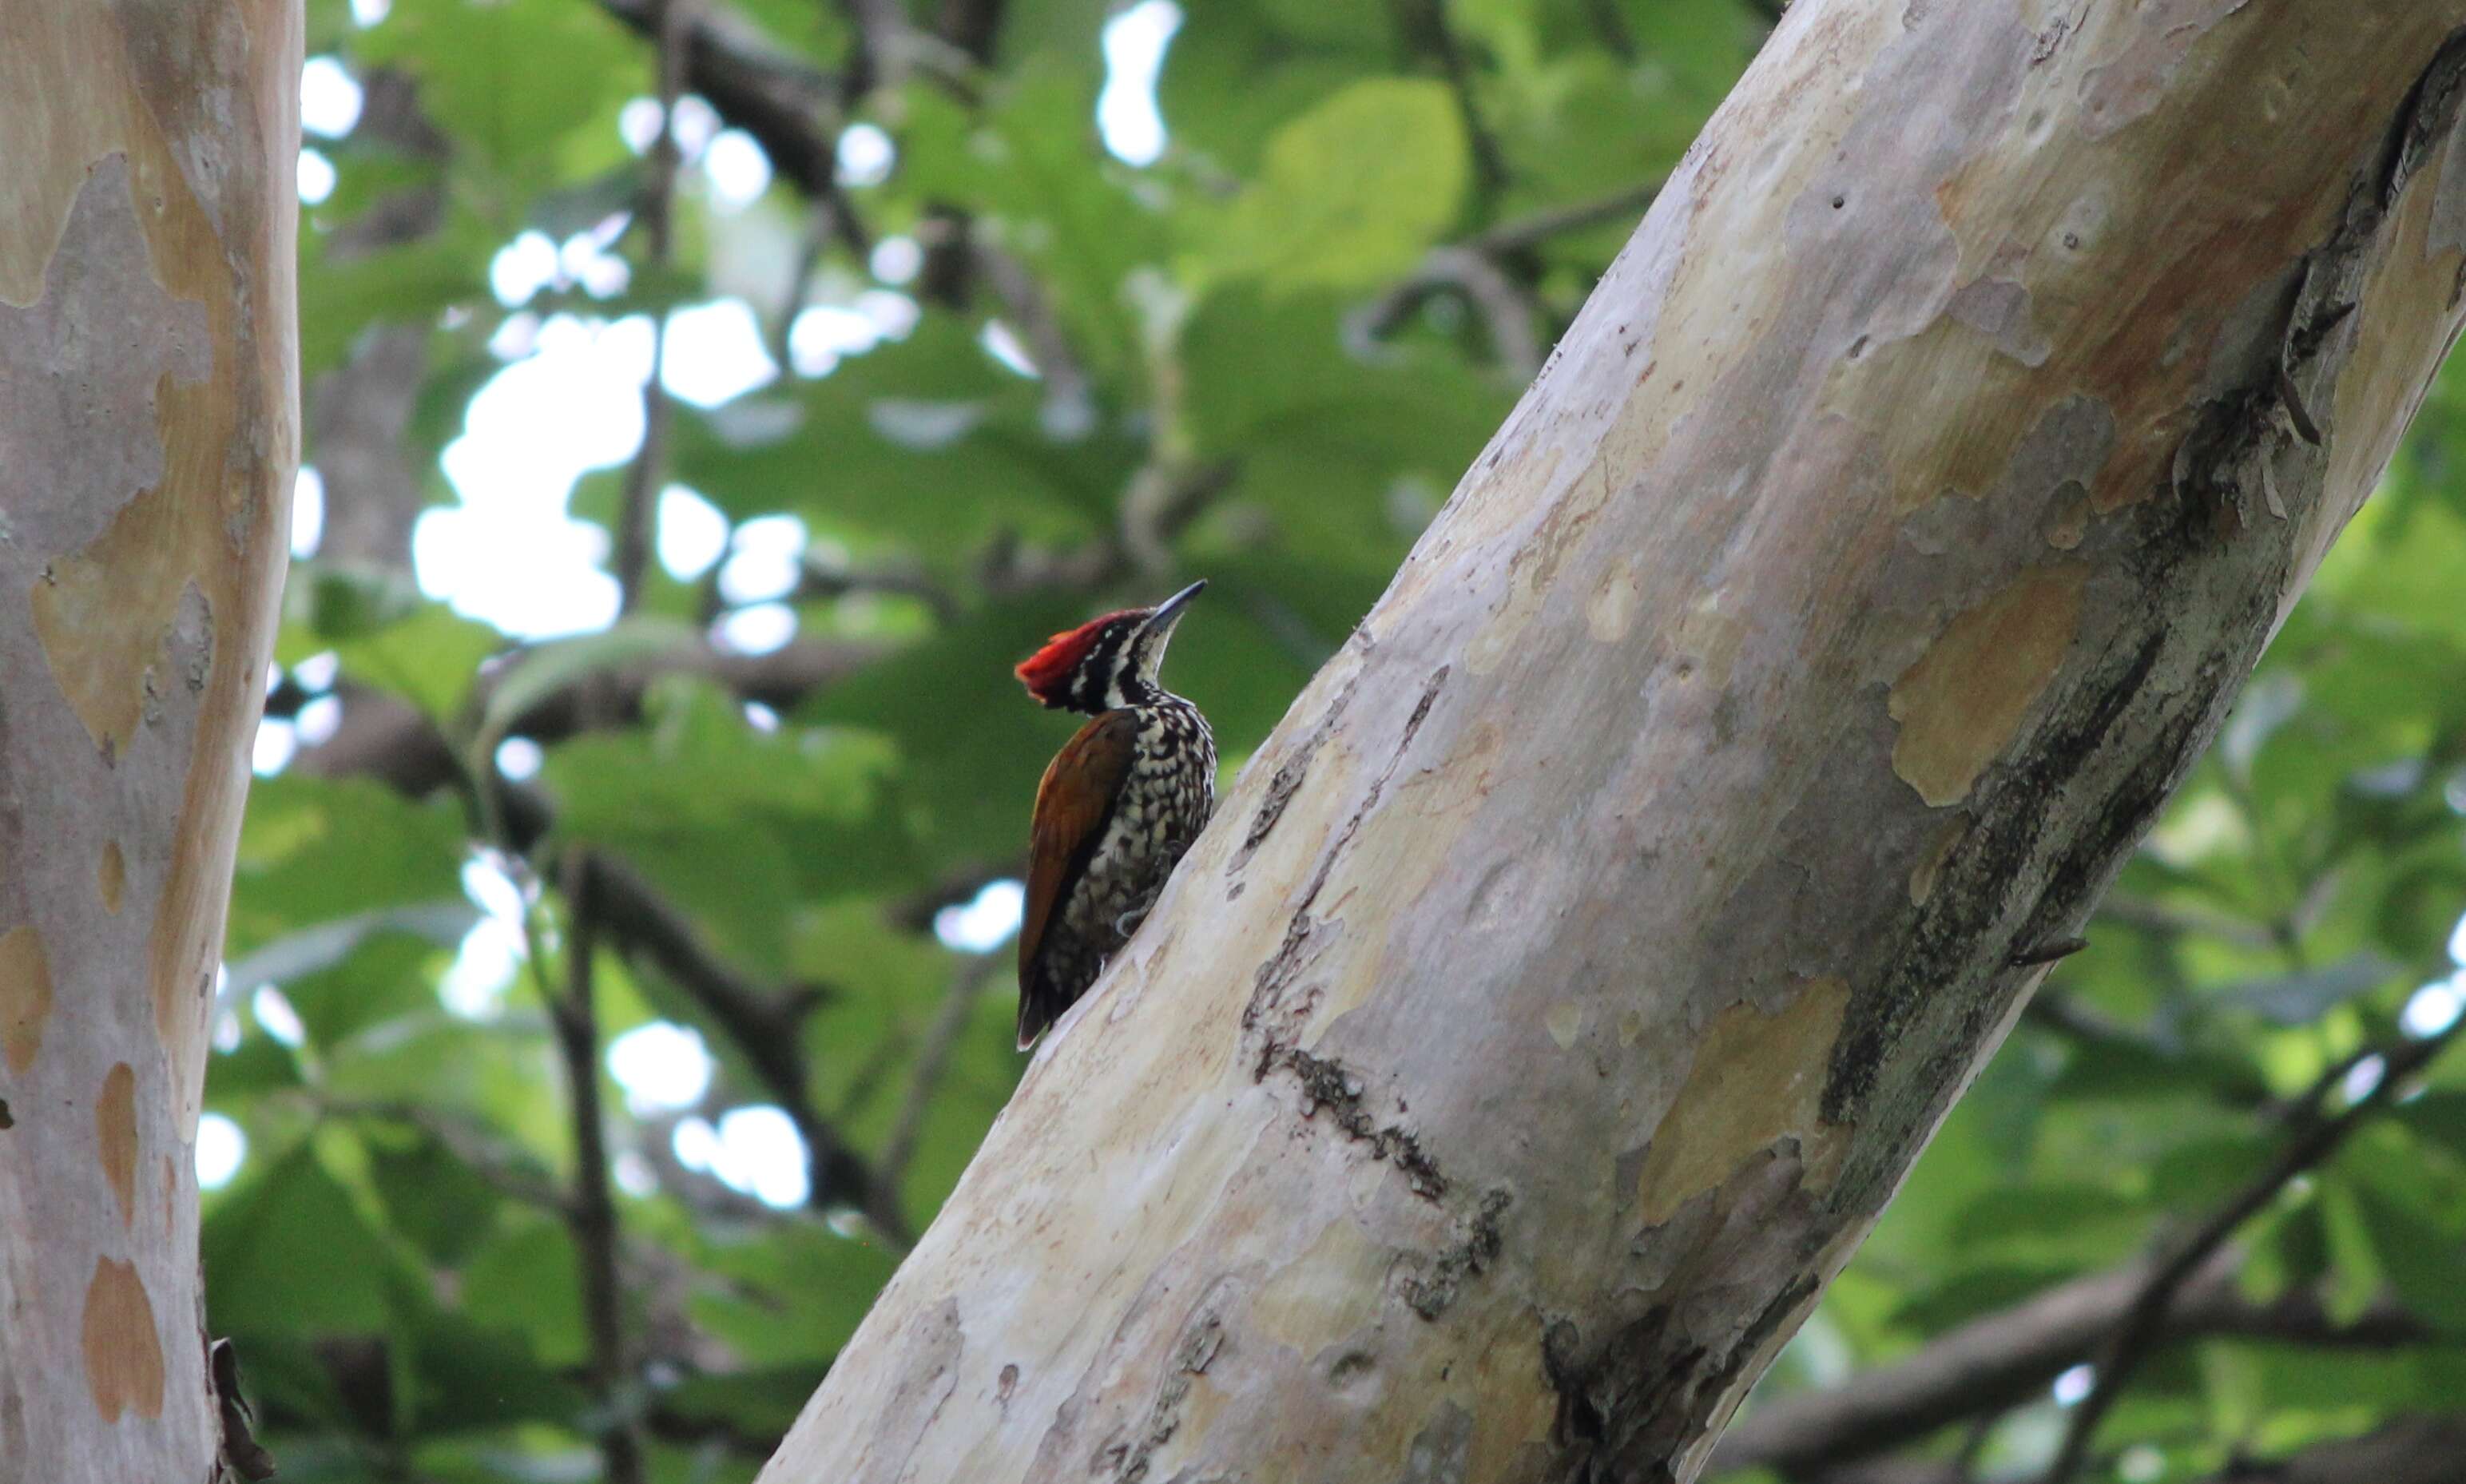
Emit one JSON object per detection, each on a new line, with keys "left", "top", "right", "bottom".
{"left": 614, "top": 0, "right": 693, "bottom": 614}
{"left": 547, "top": 853, "right": 645, "bottom": 1484}
{"left": 590, "top": 855, "right": 915, "bottom": 1248}
{"left": 1708, "top": 1249, "right": 2444, "bottom": 1478}
{"left": 880, "top": 955, "right": 1003, "bottom": 1188}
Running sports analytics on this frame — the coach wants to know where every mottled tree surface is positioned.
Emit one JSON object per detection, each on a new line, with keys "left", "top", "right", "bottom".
{"left": 758, "top": 5, "right": 2466, "bottom": 1482}
{"left": 0, "top": 5, "right": 299, "bottom": 1479}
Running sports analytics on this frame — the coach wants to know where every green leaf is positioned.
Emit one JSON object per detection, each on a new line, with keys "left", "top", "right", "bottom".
{"left": 478, "top": 617, "right": 704, "bottom": 745}
{"left": 459, "top": 1216, "right": 588, "bottom": 1368}
{"left": 230, "top": 776, "right": 471, "bottom": 958}
{"left": 335, "top": 602, "right": 506, "bottom": 724}
{"left": 353, "top": 0, "right": 647, "bottom": 198}
{"left": 2316, "top": 1178, "right": 2385, "bottom": 1326}
{"left": 205, "top": 1141, "right": 402, "bottom": 1338}
{"left": 1198, "top": 79, "right": 1471, "bottom": 292}
{"left": 2349, "top": 1183, "right": 2466, "bottom": 1328}
{"left": 226, "top": 900, "right": 482, "bottom": 1002}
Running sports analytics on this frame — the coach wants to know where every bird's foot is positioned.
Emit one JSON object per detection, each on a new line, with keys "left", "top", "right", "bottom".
{"left": 1114, "top": 887, "right": 1165, "bottom": 939}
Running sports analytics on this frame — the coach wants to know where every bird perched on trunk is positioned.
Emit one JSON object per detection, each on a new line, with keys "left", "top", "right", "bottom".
{"left": 1011, "top": 580, "right": 1216, "bottom": 1050}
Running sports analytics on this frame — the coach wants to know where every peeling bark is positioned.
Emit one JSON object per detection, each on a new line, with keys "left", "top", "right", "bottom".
{"left": 758, "top": 4, "right": 2466, "bottom": 1482}
{"left": 0, "top": 6, "right": 299, "bottom": 1481}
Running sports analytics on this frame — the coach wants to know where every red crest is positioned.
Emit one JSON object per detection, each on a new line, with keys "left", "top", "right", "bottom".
{"left": 1015, "top": 611, "right": 1133, "bottom": 702}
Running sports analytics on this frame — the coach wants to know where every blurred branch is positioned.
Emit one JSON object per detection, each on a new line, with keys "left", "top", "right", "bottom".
{"left": 1469, "top": 179, "right": 1664, "bottom": 256}
{"left": 289, "top": 636, "right": 884, "bottom": 805}
{"left": 1353, "top": 181, "right": 1662, "bottom": 377}
{"left": 308, "top": 67, "right": 449, "bottom": 575}
{"left": 543, "top": 855, "right": 646, "bottom": 1484}
{"left": 2039, "top": 1023, "right": 2465, "bottom": 1484}
{"left": 1387, "top": 0, "right": 1509, "bottom": 200}
{"left": 2097, "top": 893, "right": 2278, "bottom": 950}
{"left": 614, "top": 0, "right": 695, "bottom": 614}
{"left": 2020, "top": 987, "right": 2168, "bottom": 1056}
{"left": 588, "top": 855, "right": 915, "bottom": 1248}
{"left": 839, "top": 0, "right": 911, "bottom": 94}
{"left": 934, "top": 0, "right": 1008, "bottom": 64}
{"left": 1707, "top": 1250, "right": 2446, "bottom": 1480}
{"left": 322, "top": 1097, "right": 571, "bottom": 1213}
{"left": 975, "top": 237, "right": 1095, "bottom": 437}
{"left": 1582, "top": 0, "right": 1637, "bottom": 60}
{"left": 1356, "top": 246, "right": 1544, "bottom": 379}
{"left": 596, "top": 0, "right": 864, "bottom": 224}
{"left": 891, "top": 858, "right": 1026, "bottom": 934}
{"left": 975, "top": 459, "right": 1239, "bottom": 597}
{"left": 787, "top": 556, "right": 962, "bottom": 621}
{"left": 2198, "top": 1417, "right": 2466, "bottom": 1484}
{"left": 879, "top": 955, "right": 1002, "bottom": 1188}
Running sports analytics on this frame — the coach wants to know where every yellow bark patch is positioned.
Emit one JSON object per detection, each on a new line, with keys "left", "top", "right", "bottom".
{"left": 1635, "top": 977, "right": 1850, "bottom": 1226}
{"left": 98, "top": 1062, "right": 138, "bottom": 1227}
{"left": 32, "top": 491, "right": 212, "bottom": 760}
{"left": 98, "top": 840, "right": 125, "bottom": 914}
{"left": 0, "top": 926, "right": 55, "bottom": 1074}
{"left": 1888, "top": 565, "right": 2087, "bottom": 807}
{"left": 1467, "top": 450, "right": 1597, "bottom": 675}
{"left": 81, "top": 1257, "right": 165, "bottom": 1422}
{"left": 1586, "top": 557, "right": 1641, "bottom": 641}
{"left": 1253, "top": 1215, "right": 1391, "bottom": 1354}
{"left": 1464, "top": 1323, "right": 1559, "bottom": 1481}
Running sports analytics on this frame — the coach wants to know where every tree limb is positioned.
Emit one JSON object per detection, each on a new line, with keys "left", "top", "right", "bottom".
{"left": 1708, "top": 1251, "right": 2444, "bottom": 1478}
{"left": 547, "top": 853, "right": 647, "bottom": 1484}
{"left": 589, "top": 855, "right": 915, "bottom": 1248}
{"left": 613, "top": 0, "right": 694, "bottom": 615}
{"left": 878, "top": 955, "right": 1002, "bottom": 1188}
{"left": 2039, "top": 1024, "right": 2464, "bottom": 1483}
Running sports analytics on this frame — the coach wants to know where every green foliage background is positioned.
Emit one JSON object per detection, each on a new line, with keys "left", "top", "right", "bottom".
{"left": 223, "top": 1, "right": 2466, "bottom": 1479}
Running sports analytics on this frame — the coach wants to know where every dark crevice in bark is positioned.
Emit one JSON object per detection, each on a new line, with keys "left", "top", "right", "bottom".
{"left": 1821, "top": 29, "right": 2466, "bottom": 1218}
{"left": 1234, "top": 670, "right": 1361, "bottom": 870}
{"left": 1255, "top": 1043, "right": 1447, "bottom": 1199}
{"left": 1546, "top": 1276, "right": 1821, "bottom": 1484}
{"left": 1400, "top": 1187, "right": 1512, "bottom": 1319}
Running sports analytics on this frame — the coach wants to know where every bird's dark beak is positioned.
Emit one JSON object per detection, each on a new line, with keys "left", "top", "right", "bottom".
{"left": 1150, "top": 579, "right": 1206, "bottom": 630}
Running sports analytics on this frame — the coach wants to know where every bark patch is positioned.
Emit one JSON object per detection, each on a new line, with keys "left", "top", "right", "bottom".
{"left": 81, "top": 1257, "right": 165, "bottom": 1422}
{"left": 1888, "top": 564, "right": 2087, "bottom": 806}
{"left": 97, "top": 1061, "right": 139, "bottom": 1227}
{"left": 1634, "top": 978, "right": 1850, "bottom": 1226}
{"left": 98, "top": 840, "right": 125, "bottom": 914}
{"left": 0, "top": 925, "right": 54, "bottom": 1074}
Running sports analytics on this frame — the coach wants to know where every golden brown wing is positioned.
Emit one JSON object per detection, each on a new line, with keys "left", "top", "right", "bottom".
{"left": 1017, "top": 709, "right": 1140, "bottom": 1046}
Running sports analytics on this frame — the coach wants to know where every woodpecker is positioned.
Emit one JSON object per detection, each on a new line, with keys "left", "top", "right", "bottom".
{"left": 1011, "top": 580, "right": 1216, "bottom": 1050}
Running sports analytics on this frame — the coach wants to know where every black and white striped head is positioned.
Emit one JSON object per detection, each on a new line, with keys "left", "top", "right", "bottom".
{"left": 1014, "top": 581, "right": 1205, "bottom": 714}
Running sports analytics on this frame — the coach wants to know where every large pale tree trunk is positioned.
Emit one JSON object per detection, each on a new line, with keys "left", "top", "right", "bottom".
{"left": 0, "top": 6, "right": 299, "bottom": 1480}
{"left": 764, "top": 3, "right": 2466, "bottom": 1482}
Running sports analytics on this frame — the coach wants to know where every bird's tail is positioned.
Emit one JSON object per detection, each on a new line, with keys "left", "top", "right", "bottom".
{"left": 1015, "top": 968, "right": 1074, "bottom": 1051}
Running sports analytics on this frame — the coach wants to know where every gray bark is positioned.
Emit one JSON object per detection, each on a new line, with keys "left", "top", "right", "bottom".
{"left": 760, "top": 3, "right": 2466, "bottom": 1482}
{"left": 0, "top": 4, "right": 300, "bottom": 1479}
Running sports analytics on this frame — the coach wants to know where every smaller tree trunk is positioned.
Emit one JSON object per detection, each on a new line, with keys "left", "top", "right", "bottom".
{"left": 0, "top": 4, "right": 300, "bottom": 1478}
